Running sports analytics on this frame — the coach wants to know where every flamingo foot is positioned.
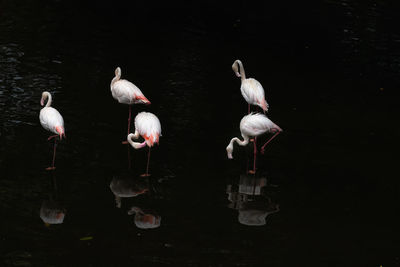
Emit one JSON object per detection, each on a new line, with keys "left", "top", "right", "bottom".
{"left": 250, "top": 138, "right": 255, "bottom": 142}
{"left": 46, "top": 166, "right": 56, "bottom": 171}
{"left": 122, "top": 141, "right": 129, "bottom": 145}
{"left": 140, "top": 173, "right": 151, "bottom": 177}
{"left": 247, "top": 170, "right": 256, "bottom": 175}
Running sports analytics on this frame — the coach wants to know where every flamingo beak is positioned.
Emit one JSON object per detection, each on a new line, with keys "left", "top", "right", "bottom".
{"left": 40, "top": 98, "right": 44, "bottom": 106}
{"left": 235, "top": 72, "right": 241, "bottom": 78}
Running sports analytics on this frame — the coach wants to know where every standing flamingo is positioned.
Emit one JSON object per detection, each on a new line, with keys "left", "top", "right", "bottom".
{"left": 110, "top": 67, "right": 151, "bottom": 143}
{"left": 127, "top": 112, "right": 161, "bottom": 177}
{"left": 232, "top": 59, "right": 269, "bottom": 114}
{"left": 39, "top": 91, "right": 65, "bottom": 171}
{"left": 226, "top": 113, "right": 282, "bottom": 174}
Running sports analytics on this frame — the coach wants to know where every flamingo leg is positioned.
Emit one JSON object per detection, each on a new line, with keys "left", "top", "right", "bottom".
{"left": 122, "top": 106, "right": 132, "bottom": 144}
{"left": 248, "top": 137, "right": 257, "bottom": 174}
{"left": 46, "top": 137, "right": 57, "bottom": 171}
{"left": 47, "top": 135, "right": 58, "bottom": 141}
{"left": 141, "top": 147, "right": 151, "bottom": 177}
{"left": 127, "top": 105, "right": 132, "bottom": 135}
{"left": 261, "top": 131, "right": 281, "bottom": 155}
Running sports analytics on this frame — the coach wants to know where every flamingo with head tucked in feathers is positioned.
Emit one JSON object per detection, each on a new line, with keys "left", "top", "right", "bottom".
{"left": 111, "top": 67, "right": 151, "bottom": 143}
{"left": 232, "top": 59, "right": 269, "bottom": 114}
{"left": 226, "top": 113, "right": 282, "bottom": 174}
{"left": 127, "top": 112, "right": 161, "bottom": 177}
{"left": 39, "top": 91, "right": 65, "bottom": 171}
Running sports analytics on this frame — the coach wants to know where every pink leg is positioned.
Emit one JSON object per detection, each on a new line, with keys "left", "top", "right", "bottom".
{"left": 48, "top": 135, "right": 58, "bottom": 141}
{"left": 248, "top": 105, "right": 255, "bottom": 142}
{"left": 248, "top": 137, "right": 257, "bottom": 174}
{"left": 141, "top": 147, "right": 151, "bottom": 177}
{"left": 127, "top": 105, "right": 132, "bottom": 135}
{"left": 46, "top": 138, "right": 57, "bottom": 171}
{"left": 261, "top": 131, "right": 281, "bottom": 154}
{"left": 122, "top": 106, "right": 132, "bottom": 144}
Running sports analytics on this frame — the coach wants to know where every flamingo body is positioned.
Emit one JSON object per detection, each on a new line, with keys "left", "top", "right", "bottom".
{"left": 226, "top": 113, "right": 281, "bottom": 159}
{"left": 110, "top": 67, "right": 150, "bottom": 105}
{"left": 130, "top": 112, "right": 161, "bottom": 148}
{"left": 240, "top": 78, "right": 268, "bottom": 112}
{"left": 40, "top": 107, "right": 65, "bottom": 138}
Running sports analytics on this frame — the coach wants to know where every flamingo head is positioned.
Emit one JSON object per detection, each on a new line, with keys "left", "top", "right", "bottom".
{"left": 127, "top": 134, "right": 147, "bottom": 149}
{"left": 115, "top": 67, "right": 121, "bottom": 78}
{"left": 232, "top": 60, "right": 241, "bottom": 77}
{"left": 226, "top": 143, "right": 234, "bottom": 159}
{"left": 40, "top": 92, "right": 48, "bottom": 106}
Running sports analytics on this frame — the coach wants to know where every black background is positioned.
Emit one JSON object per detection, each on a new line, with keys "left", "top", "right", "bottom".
{"left": 0, "top": 0, "right": 399, "bottom": 266}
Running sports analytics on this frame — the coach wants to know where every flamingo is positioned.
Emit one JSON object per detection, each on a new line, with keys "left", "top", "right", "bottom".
{"left": 39, "top": 91, "right": 65, "bottom": 171}
{"left": 232, "top": 59, "right": 269, "bottom": 114}
{"left": 110, "top": 67, "right": 151, "bottom": 143}
{"left": 127, "top": 112, "right": 161, "bottom": 177}
{"left": 226, "top": 113, "right": 282, "bottom": 174}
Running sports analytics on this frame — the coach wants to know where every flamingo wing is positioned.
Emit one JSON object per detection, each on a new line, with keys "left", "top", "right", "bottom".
{"left": 241, "top": 113, "right": 270, "bottom": 137}
{"left": 112, "top": 80, "right": 150, "bottom": 105}
{"left": 39, "top": 107, "right": 64, "bottom": 135}
{"left": 241, "top": 78, "right": 267, "bottom": 110}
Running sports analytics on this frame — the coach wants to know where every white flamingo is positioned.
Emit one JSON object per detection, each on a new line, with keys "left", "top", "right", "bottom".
{"left": 226, "top": 113, "right": 282, "bottom": 174}
{"left": 111, "top": 67, "right": 151, "bottom": 142}
{"left": 127, "top": 112, "right": 161, "bottom": 176}
{"left": 232, "top": 59, "right": 269, "bottom": 114}
{"left": 39, "top": 91, "right": 65, "bottom": 170}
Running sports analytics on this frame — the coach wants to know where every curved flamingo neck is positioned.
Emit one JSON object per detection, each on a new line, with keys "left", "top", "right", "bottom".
{"left": 231, "top": 135, "right": 249, "bottom": 147}
{"left": 111, "top": 68, "right": 121, "bottom": 86}
{"left": 127, "top": 133, "right": 146, "bottom": 149}
{"left": 236, "top": 60, "right": 246, "bottom": 81}
{"left": 43, "top": 92, "right": 52, "bottom": 107}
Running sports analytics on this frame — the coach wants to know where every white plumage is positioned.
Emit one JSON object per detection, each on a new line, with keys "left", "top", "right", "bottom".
{"left": 39, "top": 91, "right": 65, "bottom": 139}
{"left": 226, "top": 113, "right": 281, "bottom": 159}
{"left": 127, "top": 112, "right": 162, "bottom": 176}
{"left": 127, "top": 112, "right": 162, "bottom": 148}
{"left": 232, "top": 59, "right": 269, "bottom": 112}
{"left": 110, "top": 67, "right": 150, "bottom": 105}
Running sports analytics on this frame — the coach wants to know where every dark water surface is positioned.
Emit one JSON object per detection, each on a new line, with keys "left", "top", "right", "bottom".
{"left": 1, "top": 0, "right": 399, "bottom": 266}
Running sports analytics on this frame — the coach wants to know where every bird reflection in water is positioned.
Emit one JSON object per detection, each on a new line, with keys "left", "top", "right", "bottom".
{"left": 109, "top": 174, "right": 149, "bottom": 208}
{"left": 227, "top": 174, "right": 279, "bottom": 226}
{"left": 128, "top": 206, "right": 161, "bottom": 229}
{"left": 39, "top": 175, "right": 66, "bottom": 226}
